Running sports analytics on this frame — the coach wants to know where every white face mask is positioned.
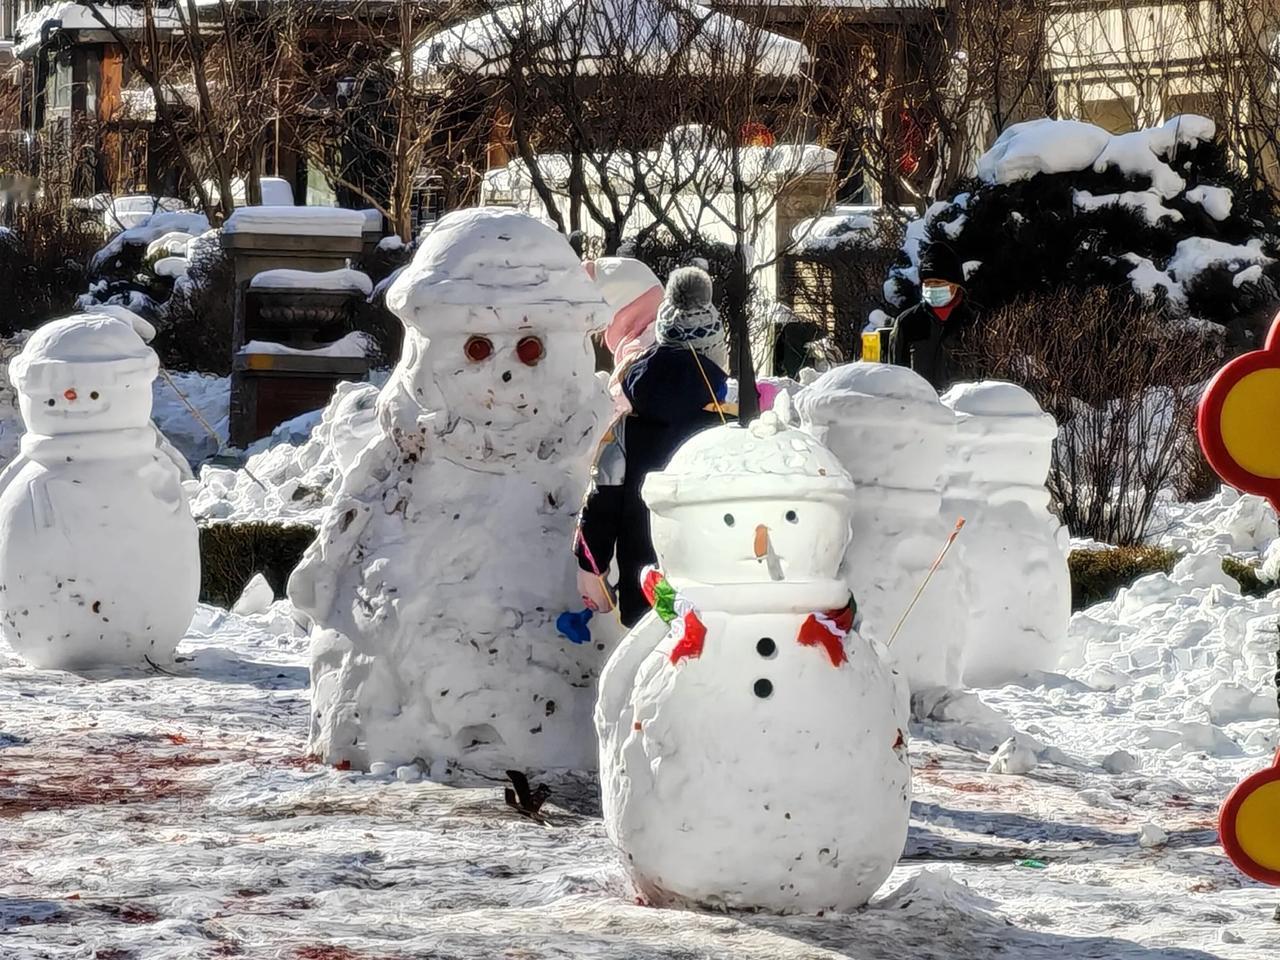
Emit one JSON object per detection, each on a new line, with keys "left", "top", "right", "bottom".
{"left": 922, "top": 284, "right": 954, "bottom": 307}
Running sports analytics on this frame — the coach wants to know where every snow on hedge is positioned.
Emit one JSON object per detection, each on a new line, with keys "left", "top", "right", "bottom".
{"left": 884, "top": 115, "right": 1278, "bottom": 325}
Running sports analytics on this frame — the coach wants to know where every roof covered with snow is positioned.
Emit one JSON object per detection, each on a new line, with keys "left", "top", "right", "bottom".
{"left": 14, "top": 2, "right": 187, "bottom": 57}
{"left": 416, "top": 0, "right": 809, "bottom": 78}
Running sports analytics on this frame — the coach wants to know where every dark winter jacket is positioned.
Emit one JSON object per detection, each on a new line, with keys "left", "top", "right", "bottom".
{"left": 576, "top": 344, "right": 730, "bottom": 626}
{"left": 889, "top": 297, "right": 973, "bottom": 392}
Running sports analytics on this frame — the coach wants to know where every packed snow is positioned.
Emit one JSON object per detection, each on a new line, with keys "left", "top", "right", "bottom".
{"left": 222, "top": 206, "right": 366, "bottom": 237}
{"left": 978, "top": 116, "right": 1215, "bottom": 196}
{"left": 249, "top": 267, "right": 374, "bottom": 296}
{"left": 1074, "top": 189, "right": 1183, "bottom": 225}
{"left": 1188, "top": 185, "right": 1235, "bottom": 221}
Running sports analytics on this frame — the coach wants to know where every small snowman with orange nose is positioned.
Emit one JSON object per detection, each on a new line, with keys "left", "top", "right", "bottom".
{"left": 595, "top": 396, "right": 911, "bottom": 914}
{"left": 0, "top": 313, "right": 199, "bottom": 670}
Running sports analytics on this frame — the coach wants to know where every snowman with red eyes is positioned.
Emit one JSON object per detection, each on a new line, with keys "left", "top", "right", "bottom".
{"left": 595, "top": 397, "right": 911, "bottom": 913}
{"left": 290, "top": 208, "right": 612, "bottom": 775}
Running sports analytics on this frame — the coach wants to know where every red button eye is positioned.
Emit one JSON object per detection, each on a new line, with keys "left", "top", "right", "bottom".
{"left": 464, "top": 336, "right": 494, "bottom": 362}
{"left": 516, "top": 336, "right": 545, "bottom": 366}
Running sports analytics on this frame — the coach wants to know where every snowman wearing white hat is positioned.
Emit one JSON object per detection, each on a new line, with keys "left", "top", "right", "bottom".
{"left": 0, "top": 313, "right": 199, "bottom": 670}
{"left": 596, "top": 396, "right": 911, "bottom": 913}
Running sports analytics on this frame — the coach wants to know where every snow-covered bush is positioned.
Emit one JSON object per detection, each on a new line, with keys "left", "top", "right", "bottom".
{"left": 151, "top": 229, "right": 236, "bottom": 373}
{"left": 963, "top": 286, "right": 1222, "bottom": 545}
{"left": 885, "top": 116, "right": 1280, "bottom": 343}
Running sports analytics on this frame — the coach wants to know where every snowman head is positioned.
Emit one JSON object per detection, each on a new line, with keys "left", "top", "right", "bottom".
{"left": 642, "top": 408, "right": 855, "bottom": 587}
{"left": 10, "top": 314, "right": 158, "bottom": 436}
{"left": 385, "top": 208, "right": 605, "bottom": 436}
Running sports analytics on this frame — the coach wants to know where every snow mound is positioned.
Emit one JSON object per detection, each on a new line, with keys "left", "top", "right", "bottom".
{"left": 222, "top": 206, "right": 365, "bottom": 238}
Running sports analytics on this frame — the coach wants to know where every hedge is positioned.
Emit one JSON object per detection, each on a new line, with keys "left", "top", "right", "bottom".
{"left": 199, "top": 522, "right": 317, "bottom": 608}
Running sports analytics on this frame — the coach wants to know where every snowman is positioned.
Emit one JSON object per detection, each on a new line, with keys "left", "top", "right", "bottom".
{"left": 941, "top": 381, "right": 1069, "bottom": 686}
{"left": 795, "top": 363, "right": 966, "bottom": 694}
{"left": 288, "top": 208, "right": 611, "bottom": 775}
{"left": 0, "top": 314, "right": 199, "bottom": 670}
{"left": 596, "top": 399, "right": 911, "bottom": 913}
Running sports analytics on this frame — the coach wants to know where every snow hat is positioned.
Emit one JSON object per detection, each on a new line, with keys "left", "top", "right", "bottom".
{"left": 588, "top": 257, "right": 664, "bottom": 355}
{"left": 10, "top": 314, "right": 157, "bottom": 393}
{"left": 655, "top": 267, "right": 725, "bottom": 361}
{"left": 385, "top": 207, "right": 606, "bottom": 329}
{"left": 642, "top": 405, "right": 854, "bottom": 511}
{"left": 918, "top": 241, "right": 965, "bottom": 287}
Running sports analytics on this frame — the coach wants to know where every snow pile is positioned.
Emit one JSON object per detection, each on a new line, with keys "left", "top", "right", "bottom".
{"left": 90, "top": 210, "right": 212, "bottom": 273}
{"left": 978, "top": 115, "right": 1215, "bottom": 196}
{"left": 1147, "top": 485, "right": 1279, "bottom": 556}
{"left": 290, "top": 208, "right": 611, "bottom": 775}
{"left": 222, "top": 206, "right": 365, "bottom": 237}
{"left": 1073, "top": 190, "right": 1182, "bottom": 225}
{"left": 250, "top": 267, "right": 373, "bottom": 296}
{"left": 205, "top": 175, "right": 296, "bottom": 208}
{"left": 976, "top": 119, "right": 1112, "bottom": 185}
{"left": 239, "top": 332, "right": 373, "bottom": 359}
{"left": 1187, "top": 184, "right": 1233, "bottom": 221}
{"left": 145, "top": 231, "right": 194, "bottom": 258}
{"left": 187, "top": 381, "right": 379, "bottom": 527}
{"left": 103, "top": 194, "right": 188, "bottom": 232}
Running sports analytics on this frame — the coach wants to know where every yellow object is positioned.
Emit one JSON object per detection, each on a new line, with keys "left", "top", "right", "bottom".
{"left": 1219, "top": 367, "right": 1280, "bottom": 479}
{"left": 243, "top": 354, "right": 279, "bottom": 371}
{"left": 1233, "top": 779, "right": 1280, "bottom": 871}
{"left": 862, "top": 332, "right": 881, "bottom": 363}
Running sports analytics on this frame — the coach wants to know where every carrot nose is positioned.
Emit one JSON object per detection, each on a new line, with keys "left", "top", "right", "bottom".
{"left": 754, "top": 525, "right": 771, "bottom": 559}
{"left": 63, "top": 389, "right": 77, "bottom": 402}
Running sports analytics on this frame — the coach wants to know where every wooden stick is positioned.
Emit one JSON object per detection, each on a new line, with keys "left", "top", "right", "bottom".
{"left": 888, "top": 518, "right": 966, "bottom": 647}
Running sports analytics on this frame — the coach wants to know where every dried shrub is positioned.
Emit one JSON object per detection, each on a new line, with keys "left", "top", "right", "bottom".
{"left": 0, "top": 199, "right": 103, "bottom": 334}
{"left": 961, "top": 286, "right": 1223, "bottom": 545}
{"left": 1069, "top": 546, "right": 1179, "bottom": 610}
{"left": 199, "top": 522, "right": 317, "bottom": 608}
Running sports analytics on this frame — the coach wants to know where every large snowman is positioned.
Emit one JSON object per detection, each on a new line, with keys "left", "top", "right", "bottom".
{"left": 596, "top": 401, "right": 911, "bottom": 913}
{"left": 288, "top": 208, "right": 611, "bottom": 775}
{"left": 0, "top": 314, "right": 199, "bottom": 669}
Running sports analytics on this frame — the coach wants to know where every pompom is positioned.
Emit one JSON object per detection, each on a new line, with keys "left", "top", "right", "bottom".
{"left": 664, "top": 267, "right": 714, "bottom": 311}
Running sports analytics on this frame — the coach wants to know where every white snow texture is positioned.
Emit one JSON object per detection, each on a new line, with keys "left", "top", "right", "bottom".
{"left": 288, "top": 208, "right": 611, "bottom": 774}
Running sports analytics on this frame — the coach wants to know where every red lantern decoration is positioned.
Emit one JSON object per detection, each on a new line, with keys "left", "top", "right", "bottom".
{"left": 740, "top": 122, "right": 775, "bottom": 148}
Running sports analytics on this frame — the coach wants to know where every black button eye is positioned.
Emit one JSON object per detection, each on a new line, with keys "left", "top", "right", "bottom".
{"left": 90, "top": 391, "right": 99, "bottom": 400}
{"left": 757, "top": 637, "right": 776, "bottom": 658}
{"left": 754, "top": 678, "right": 774, "bottom": 699}
{"left": 46, "top": 399, "right": 55, "bottom": 407}
{"left": 723, "top": 514, "right": 735, "bottom": 527}
{"left": 785, "top": 510, "right": 799, "bottom": 524}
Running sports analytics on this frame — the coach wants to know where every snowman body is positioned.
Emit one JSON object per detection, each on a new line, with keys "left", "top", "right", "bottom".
{"left": 597, "top": 411, "right": 911, "bottom": 913}
{"left": 795, "top": 363, "right": 966, "bottom": 693}
{"left": 0, "top": 315, "right": 198, "bottom": 669}
{"left": 289, "top": 209, "right": 611, "bottom": 774}
{"left": 942, "top": 382, "right": 1069, "bottom": 686}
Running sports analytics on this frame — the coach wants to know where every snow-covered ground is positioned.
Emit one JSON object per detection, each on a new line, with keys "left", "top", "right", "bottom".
{"left": 2, "top": 530, "right": 1277, "bottom": 958}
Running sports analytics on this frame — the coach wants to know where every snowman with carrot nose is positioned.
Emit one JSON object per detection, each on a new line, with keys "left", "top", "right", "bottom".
{"left": 594, "top": 396, "right": 911, "bottom": 913}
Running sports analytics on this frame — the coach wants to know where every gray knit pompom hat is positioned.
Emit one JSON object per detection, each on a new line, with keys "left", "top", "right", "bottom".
{"left": 655, "top": 267, "right": 725, "bottom": 361}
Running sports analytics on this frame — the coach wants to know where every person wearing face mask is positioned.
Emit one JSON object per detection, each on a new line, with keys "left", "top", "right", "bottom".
{"left": 889, "top": 241, "right": 972, "bottom": 391}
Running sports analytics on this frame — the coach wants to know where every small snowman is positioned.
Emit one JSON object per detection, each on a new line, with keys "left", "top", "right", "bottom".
{"left": 596, "top": 398, "right": 911, "bottom": 913}
{"left": 0, "top": 314, "right": 199, "bottom": 669}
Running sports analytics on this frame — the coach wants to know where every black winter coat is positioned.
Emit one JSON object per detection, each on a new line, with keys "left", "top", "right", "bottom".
{"left": 576, "top": 344, "right": 730, "bottom": 626}
{"left": 888, "top": 298, "right": 973, "bottom": 391}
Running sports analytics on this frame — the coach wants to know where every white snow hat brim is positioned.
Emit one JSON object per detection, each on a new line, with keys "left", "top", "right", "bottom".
{"left": 592, "top": 257, "right": 661, "bottom": 311}
{"left": 643, "top": 472, "right": 854, "bottom": 512}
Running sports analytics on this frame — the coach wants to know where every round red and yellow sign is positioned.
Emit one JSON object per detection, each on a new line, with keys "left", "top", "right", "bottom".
{"left": 1220, "top": 750, "right": 1280, "bottom": 885}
